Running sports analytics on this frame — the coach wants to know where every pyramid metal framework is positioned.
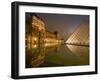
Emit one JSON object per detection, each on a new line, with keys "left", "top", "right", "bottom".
{"left": 66, "top": 21, "right": 89, "bottom": 46}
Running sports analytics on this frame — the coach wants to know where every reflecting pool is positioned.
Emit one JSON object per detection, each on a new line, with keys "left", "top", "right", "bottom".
{"left": 25, "top": 44, "right": 89, "bottom": 68}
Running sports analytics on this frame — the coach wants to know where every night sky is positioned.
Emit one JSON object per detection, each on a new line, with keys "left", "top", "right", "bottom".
{"left": 33, "top": 13, "right": 89, "bottom": 40}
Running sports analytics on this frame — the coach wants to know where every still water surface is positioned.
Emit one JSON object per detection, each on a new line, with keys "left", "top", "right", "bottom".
{"left": 26, "top": 44, "right": 89, "bottom": 68}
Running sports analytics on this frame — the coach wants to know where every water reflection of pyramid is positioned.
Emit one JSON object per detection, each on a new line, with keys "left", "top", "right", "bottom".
{"left": 66, "top": 21, "right": 89, "bottom": 46}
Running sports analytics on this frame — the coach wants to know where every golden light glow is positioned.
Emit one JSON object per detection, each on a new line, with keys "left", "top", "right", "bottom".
{"left": 32, "top": 16, "right": 45, "bottom": 31}
{"left": 44, "top": 43, "right": 58, "bottom": 47}
{"left": 33, "top": 37, "right": 37, "bottom": 41}
{"left": 32, "top": 44, "right": 37, "bottom": 48}
{"left": 26, "top": 15, "right": 63, "bottom": 50}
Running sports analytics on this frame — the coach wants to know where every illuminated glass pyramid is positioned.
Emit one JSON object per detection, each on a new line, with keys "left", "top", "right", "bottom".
{"left": 66, "top": 21, "right": 89, "bottom": 46}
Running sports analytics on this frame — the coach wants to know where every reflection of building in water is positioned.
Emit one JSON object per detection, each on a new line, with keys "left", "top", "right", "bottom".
{"left": 66, "top": 21, "right": 89, "bottom": 46}
{"left": 26, "top": 43, "right": 60, "bottom": 68}
{"left": 66, "top": 45, "right": 89, "bottom": 64}
{"left": 26, "top": 44, "right": 89, "bottom": 68}
{"left": 25, "top": 13, "right": 63, "bottom": 49}
{"left": 67, "top": 45, "right": 89, "bottom": 58}
{"left": 26, "top": 46, "right": 45, "bottom": 67}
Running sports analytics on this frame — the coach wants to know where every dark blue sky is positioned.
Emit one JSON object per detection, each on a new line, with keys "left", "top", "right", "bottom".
{"left": 36, "top": 13, "right": 89, "bottom": 40}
